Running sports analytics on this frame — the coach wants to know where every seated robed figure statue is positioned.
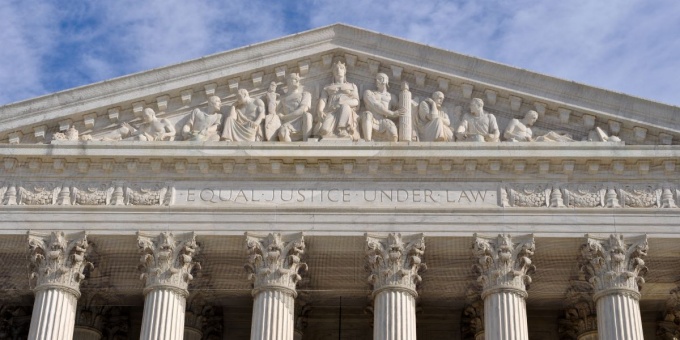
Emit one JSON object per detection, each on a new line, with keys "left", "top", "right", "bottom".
{"left": 222, "top": 89, "right": 266, "bottom": 142}
{"left": 275, "top": 73, "right": 313, "bottom": 142}
{"left": 182, "top": 95, "right": 223, "bottom": 141}
{"left": 360, "top": 72, "right": 404, "bottom": 142}
{"left": 416, "top": 91, "right": 454, "bottom": 142}
{"left": 316, "top": 61, "right": 360, "bottom": 140}
{"left": 456, "top": 98, "right": 500, "bottom": 142}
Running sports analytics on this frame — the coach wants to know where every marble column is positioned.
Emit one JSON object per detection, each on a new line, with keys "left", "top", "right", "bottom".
{"left": 580, "top": 234, "right": 647, "bottom": 340}
{"left": 366, "top": 233, "right": 426, "bottom": 340}
{"left": 472, "top": 234, "right": 535, "bottom": 340}
{"left": 27, "top": 231, "right": 91, "bottom": 340}
{"left": 137, "top": 232, "right": 200, "bottom": 340}
{"left": 245, "top": 232, "right": 307, "bottom": 340}
{"left": 558, "top": 281, "right": 597, "bottom": 340}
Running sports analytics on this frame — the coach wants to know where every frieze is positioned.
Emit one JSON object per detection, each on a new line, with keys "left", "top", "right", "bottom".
{"left": 1, "top": 181, "right": 679, "bottom": 209}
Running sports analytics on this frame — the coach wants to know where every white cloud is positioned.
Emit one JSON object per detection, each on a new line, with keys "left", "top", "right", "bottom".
{"left": 0, "top": 0, "right": 59, "bottom": 104}
{"left": 0, "top": 0, "right": 678, "bottom": 107}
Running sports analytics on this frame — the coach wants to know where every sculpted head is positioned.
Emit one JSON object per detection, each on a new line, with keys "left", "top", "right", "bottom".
{"left": 523, "top": 110, "right": 539, "bottom": 126}
{"left": 432, "top": 91, "right": 445, "bottom": 106}
{"left": 375, "top": 73, "right": 389, "bottom": 89}
{"left": 470, "top": 98, "right": 484, "bottom": 116}
{"left": 287, "top": 73, "right": 301, "bottom": 87}
{"left": 142, "top": 108, "right": 156, "bottom": 122}
{"left": 268, "top": 81, "right": 277, "bottom": 92}
{"left": 332, "top": 61, "right": 346, "bottom": 79}
{"left": 237, "top": 89, "right": 250, "bottom": 104}
{"left": 208, "top": 96, "right": 222, "bottom": 112}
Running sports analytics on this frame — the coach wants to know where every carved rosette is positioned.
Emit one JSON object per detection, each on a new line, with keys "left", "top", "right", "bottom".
{"left": 137, "top": 232, "right": 201, "bottom": 296}
{"left": 472, "top": 234, "right": 535, "bottom": 299}
{"left": 28, "top": 231, "right": 92, "bottom": 297}
{"left": 245, "top": 232, "right": 307, "bottom": 296}
{"left": 580, "top": 234, "right": 647, "bottom": 301}
{"left": 365, "top": 233, "right": 426, "bottom": 297}
{"left": 558, "top": 281, "right": 597, "bottom": 339}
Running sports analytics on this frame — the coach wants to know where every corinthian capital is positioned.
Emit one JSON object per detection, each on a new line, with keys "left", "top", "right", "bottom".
{"left": 580, "top": 234, "right": 647, "bottom": 300}
{"left": 472, "top": 234, "right": 535, "bottom": 298}
{"left": 137, "top": 231, "right": 201, "bottom": 296}
{"left": 366, "top": 233, "right": 426, "bottom": 297}
{"left": 28, "top": 231, "right": 91, "bottom": 297}
{"left": 245, "top": 232, "right": 306, "bottom": 295}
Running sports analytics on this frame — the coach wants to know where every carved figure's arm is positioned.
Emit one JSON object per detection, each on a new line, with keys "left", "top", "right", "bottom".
{"left": 182, "top": 110, "right": 196, "bottom": 137}
{"left": 252, "top": 99, "right": 266, "bottom": 126}
{"left": 488, "top": 114, "right": 500, "bottom": 141}
{"left": 317, "top": 89, "right": 328, "bottom": 120}
{"left": 455, "top": 118, "right": 468, "bottom": 140}
{"left": 161, "top": 119, "right": 176, "bottom": 140}
{"left": 364, "top": 90, "right": 395, "bottom": 118}
{"left": 503, "top": 119, "right": 521, "bottom": 141}
{"left": 281, "top": 92, "right": 311, "bottom": 123}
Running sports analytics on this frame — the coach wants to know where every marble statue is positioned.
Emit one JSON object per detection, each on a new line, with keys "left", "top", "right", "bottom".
{"left": 360, "top": 73, "right": 404, "bottom": 142}
{"left": 275, "top": 73, "right": 313, "bottom": 142}
{"left": 263, "top": 82, "right": 280, "bottom": 141}
{"left": 456, "top": 98, "right": 499, "bottom": 142}
{"left": 222, "top": 89, "right": 266, "bottom": 142}
{"left": 317, "top": 61, "right": 360, "bottom": 140}
{"left": 504, "top": 110, "right": 539, "bottom": 142}
{"left": 52, "top": 126, "right": 80, "bottom": 142}
{"left": 182, "top": 95, "right": 223, "bottom": 141}
{"left": 130, "top": 108, "right": 176, "bottom": 141}
{"left": 415, "top": 91, "right": 454, "bottom": 142}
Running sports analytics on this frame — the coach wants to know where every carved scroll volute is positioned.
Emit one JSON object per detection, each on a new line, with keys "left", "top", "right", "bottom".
{"left": 244, "top": 232, "right": 307, "bottom": 296}
{"left": 365, "top": 233, "right": 426, "bottom": 297}
{"left": 580, "top": 234, "right": 648, "bottom": 300}
{"left": 28, "top": 231, "right": 92, "bottom": 298}
{"left": 472, "top": 234, "right": 535, "bottom": 299}
{"left": 137, "top": 231, "right": 201, "bottom": 296}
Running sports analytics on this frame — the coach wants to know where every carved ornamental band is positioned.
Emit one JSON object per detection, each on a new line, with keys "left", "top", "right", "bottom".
{"left": 365, "top": 233, "right": 426, "bottom": 297}
{"left": 28, "top": 231, "right": 92, "bottom": 298}
{"left": 580, "top": 234, "right": 648, "bottom": 301}
{"left": 244, "top": 232, "right": 307, "bottom": 296}
{"left": 137, "top": 231, "right": 201, "bottom": 296}
{"left": 472, "top": 234, "right": 535, "bottom": 299}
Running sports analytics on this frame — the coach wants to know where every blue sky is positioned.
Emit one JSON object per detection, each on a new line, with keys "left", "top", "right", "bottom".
{"left": 1, "top": 0, "right": 679, "bottom": 107}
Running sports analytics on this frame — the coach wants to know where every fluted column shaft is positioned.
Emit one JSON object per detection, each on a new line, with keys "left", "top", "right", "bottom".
{"left": 483, "top": 290, "right": 528, "bottom": 340}
{"left": 373, "top": 289, "right": 417, "bottom": 340}
{"left": 139, "top": 288, "right": 186, "bottom": 340}
{"left": 250, "top": 289, "right": 296, "bottom": 340}
{"left": 73, "top": 326, "right": 102, "bottom": 340}
{"left": 595, "top": 292, "right": 643, "bottom": 340}
{"left": 28, "top": 288, "right": 78, "bottom": 340}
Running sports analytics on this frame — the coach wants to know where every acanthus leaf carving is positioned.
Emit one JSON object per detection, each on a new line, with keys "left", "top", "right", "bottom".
{"left": 28, "top": 231, "right": 92, "bottom": 297}
{"left": 137, "top": 231, "right": 200, "bottom": 296}
{"left": 558, "top": 281, "right": 597, "bottom": 340}
{"left": 244, "top": 232, "right": 306, "bottom": 295}
{"left": 472, "top": 234, "right": 535, "bottom": 298}
{"left": 579, "top": 234, "right": 648, "bottom": 300}
{"left": 365, "top": 233, "right": 426, "bottom": 297}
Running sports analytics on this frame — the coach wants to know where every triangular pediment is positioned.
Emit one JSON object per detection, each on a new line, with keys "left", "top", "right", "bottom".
{"left": 0, "top": 24, "right": 678, "bottom": 145}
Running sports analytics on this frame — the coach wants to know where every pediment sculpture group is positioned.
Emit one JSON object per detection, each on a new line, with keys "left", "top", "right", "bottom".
{"left": 84, "top": 61, "right": 613, "bottom": 144}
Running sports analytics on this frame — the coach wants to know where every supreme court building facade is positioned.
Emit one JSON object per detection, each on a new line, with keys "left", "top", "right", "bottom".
{"left": 1, "top": 24, "right": 679, "bottom": 340}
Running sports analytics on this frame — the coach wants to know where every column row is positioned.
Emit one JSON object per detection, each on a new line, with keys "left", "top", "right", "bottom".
{"left": 23, "top": 231, "right": 650, "bottom": 340}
